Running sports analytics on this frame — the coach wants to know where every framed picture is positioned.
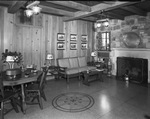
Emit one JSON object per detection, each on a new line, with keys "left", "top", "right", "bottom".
{"left": 57, "top": 42, "right": 65, "bottom": 50}
{"left": 81, "top": 35, "right": 88, "bottom": 42}
{"left": 70, "top": 43, "right": 77, "bottom": 50}
{"left": 57, "top": 33, "right": 65, "bottom": 41}
{"left": 70, "top": 34, "right": 77, "bottom": 41}
{"left": 81, "top": 43, "right": 88, "bottom": 50}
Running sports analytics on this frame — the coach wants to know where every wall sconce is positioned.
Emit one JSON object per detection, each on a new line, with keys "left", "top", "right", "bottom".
{"left": 25, "top": 1, "right": 42, "bottom": 17}
{"left": 25, "top": 9, "right": 33, "bottom": 17}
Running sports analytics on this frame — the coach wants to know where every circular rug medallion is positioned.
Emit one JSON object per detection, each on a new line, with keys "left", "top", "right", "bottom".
{"left": 52, "top": 92, "right": 94, "bottom": 112}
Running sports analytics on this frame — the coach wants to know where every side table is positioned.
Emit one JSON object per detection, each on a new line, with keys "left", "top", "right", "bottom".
{"left": 81, "top": 69, "right": 104, "bottom": 86}
{"left": 48, "top": 66, "right": 60, "bottom": 80}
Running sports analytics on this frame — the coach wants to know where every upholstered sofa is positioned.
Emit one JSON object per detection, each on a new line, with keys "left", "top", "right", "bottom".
{"left": 57, "top": 56, "right": 96, "bottom": 83}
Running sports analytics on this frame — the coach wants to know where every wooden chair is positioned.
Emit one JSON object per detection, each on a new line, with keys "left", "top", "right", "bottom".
{"left": 0, "top": 72, "right": 19, "bottom": 119}
{"left": 25, "top": 67, "right": 49, "bottom": 109}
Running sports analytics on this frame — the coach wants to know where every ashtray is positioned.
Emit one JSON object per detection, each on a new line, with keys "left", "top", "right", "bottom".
{"left": 25, "top": 73, "right": 30, "bottom": 77}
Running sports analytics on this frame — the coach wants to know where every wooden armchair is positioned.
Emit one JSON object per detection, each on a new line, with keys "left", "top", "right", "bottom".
{"left": 25, "top": 66, "right": 49, "bottom": 110}
{"left": 0, "top": 72, "right": 19, "bottom": 119}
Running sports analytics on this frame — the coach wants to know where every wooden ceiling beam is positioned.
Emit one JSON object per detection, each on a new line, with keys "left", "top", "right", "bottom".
{"left": 0, "top": 1, "right": 13, "bottom": 6}
{"left": 121, "top": 6, "right": 146, "bottom": 16}
{"left": 64, "top": 1, "right": 139, "bottom": 22}
{"left": 80, "top": 16, "right": 97, "bottom": 22}
{"left": 105, "top": 12, "right": 124, "bottom": 20}
{"left": 8, "top": 1, "right": 26, "bottom": 13}
{"left": 46, "top": 1, "right": 91, "bottom": 12}
{"left": 40, "top": 5, "right": 74, "bottom": 17}
{"left": 63, "top": 16, "right": 96, "bottom": 22}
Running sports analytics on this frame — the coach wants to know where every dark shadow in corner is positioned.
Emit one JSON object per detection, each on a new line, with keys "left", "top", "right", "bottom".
{"left": 144, "top": 115, "right": 150, "bottom": 119}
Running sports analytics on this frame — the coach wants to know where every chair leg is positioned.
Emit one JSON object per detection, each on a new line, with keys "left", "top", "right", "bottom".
{"left": 10, "top": 98, "right": 19, "bottom": 113}
{"left": 66, "top": 76, "right": 69, "bottom": 83}
{"left": 38, "top": 92, "right": 43, "bottom": 110}
{"left": 1, "top": 102, "right": 4, "bottom": 119}
{"left": 41, "top": 90, "right": 47, "bottom": 101}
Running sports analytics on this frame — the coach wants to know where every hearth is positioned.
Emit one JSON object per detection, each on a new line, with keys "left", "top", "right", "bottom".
{"left": 116, "top": 57, "right": 148, "bottom": 85}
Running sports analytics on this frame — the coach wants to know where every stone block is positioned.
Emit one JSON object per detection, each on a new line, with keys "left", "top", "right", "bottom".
{"left": 137, "top": 16, "right": 146, "bottom": 24}
{"left": 145, "top": 42, "right": 150, "bottom": 48}
{"left": 113, "top": 25, "right": 121, "bottom": 30}
{"left": 125, "top": 15, "right": 139, "bottom": 21}
{"left": 126, "top": 19, "right": 135, "bottom": 25}
{"left": 121, "top": 21, "right": 126, "bottom": 27}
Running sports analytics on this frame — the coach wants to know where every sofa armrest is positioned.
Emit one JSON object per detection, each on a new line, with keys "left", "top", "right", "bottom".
{"left": 87, "top": 61, "right": 95, "bottom": 66}
{"left": 59, "top": 66, "right": 67, "bottom": 72}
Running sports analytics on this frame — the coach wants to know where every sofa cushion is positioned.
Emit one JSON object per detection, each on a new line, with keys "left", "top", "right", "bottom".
{"left": 65, "top": 68, "right": 79, "bottom": 75}
{"left": 78, "top": 57, "right": 87, "bottom": 67}
{"left": 69, "top": 58, "right": 79, "bottom": 68}
{"left": 58, "top": 58, "right": 70, "bottom": 68}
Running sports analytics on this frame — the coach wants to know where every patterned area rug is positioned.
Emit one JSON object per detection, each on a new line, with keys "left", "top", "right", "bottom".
{"left": 52, "top": 92, "right": 94, "bottom": 112}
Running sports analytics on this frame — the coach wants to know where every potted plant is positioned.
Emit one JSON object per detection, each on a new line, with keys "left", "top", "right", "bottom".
{"left": 2, "top": 49, "right": 23, "bottom": 69}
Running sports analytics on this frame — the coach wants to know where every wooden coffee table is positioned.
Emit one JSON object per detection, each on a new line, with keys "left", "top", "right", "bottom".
{"left": 81, "top": 69, "right": 104, "bottom": 86}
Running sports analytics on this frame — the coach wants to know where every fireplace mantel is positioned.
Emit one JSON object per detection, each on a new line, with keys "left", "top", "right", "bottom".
{"left": 112, "top": 48, "right": 150, "bottom": 51}
{"left": 111, "top": 48, "right": 150, "bottom": 83}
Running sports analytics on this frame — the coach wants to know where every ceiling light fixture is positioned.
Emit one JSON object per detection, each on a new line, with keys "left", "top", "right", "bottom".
{"left": 96, "top": 11, "right": 109, "bottom": 28}
{"left": 96, "top": 19, "right": 109, "bottom": 28}
{"left": 25, "top": 1, "right": 42, "bottom": 17}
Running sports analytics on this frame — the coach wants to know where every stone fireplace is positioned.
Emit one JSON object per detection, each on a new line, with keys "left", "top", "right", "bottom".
{"left": 111, "top": 48, "right": 150, "bottom": 83}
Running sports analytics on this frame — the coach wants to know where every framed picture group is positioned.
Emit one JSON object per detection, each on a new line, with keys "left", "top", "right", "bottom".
{"left": 57, "top": 33, "right": 88, "bottom": 50}
{"left": 57, "top": 33, "right": 65, "bottom": 50}
{"left": 81, "top": 35, "right": 88, "bottom": 50}
{"left": 70, "top": 34, "right": 77, "bottom": 50}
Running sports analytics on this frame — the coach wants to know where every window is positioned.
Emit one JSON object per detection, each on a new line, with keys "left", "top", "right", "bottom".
{"left": 97, "top": 32, "right": 110, "bottom": 51}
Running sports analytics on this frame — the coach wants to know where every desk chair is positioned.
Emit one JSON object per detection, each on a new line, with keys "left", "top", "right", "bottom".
{"left": 0, "top": 72, "right": 19, "bottom": 119}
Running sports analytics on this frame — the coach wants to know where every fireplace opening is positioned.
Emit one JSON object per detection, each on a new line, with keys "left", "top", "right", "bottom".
{"left": 117, "top": 57, "right": 148, "bottom": 86}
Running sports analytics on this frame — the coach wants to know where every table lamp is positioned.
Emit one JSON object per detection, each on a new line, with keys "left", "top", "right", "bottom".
{"left": 6, "top": 56, "right": 15, "bottom": 69}
{"left": 91, "top": 51, "right": 97, "bottom": 62}
{"left": 46, "top": 53, "right": 53, "bottom": 66}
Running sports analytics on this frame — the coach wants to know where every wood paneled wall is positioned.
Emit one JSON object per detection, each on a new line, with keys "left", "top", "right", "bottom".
{"left": 0, "top": 7, "right": 5, "bottom": 71}
{"left": 0, "top": 7, "right": 94, "bottom": 71}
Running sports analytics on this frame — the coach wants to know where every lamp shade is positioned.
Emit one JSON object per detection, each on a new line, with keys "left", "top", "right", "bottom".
{"left": 91, "top": 52, "right": 97, "bottom": 57}
{"left": 6, "top": 56, "right": 14, "bottom": 62}
{"left": 46, "top": 54, "right": 53, "bottom": 60}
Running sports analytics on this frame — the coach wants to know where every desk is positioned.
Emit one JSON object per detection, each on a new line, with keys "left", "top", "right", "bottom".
{"left": 3, "top": 71, "right": 42, "bottom": 114}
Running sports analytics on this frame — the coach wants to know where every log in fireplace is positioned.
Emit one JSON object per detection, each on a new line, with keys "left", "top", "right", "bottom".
{"left": 116, "top": 57, "right": 148, "bottom": 85}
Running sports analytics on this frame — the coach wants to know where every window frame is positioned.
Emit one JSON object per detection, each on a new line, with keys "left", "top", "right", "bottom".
{"left": 100, "top": 31, "right": 111, "bottom": 51}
